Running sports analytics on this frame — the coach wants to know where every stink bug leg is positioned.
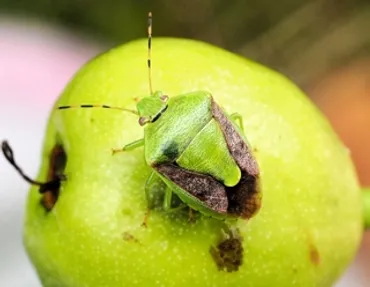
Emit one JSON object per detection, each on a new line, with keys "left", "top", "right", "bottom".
{"left": 145, "top": 172, "right": 187, "bottom": 213}
{"left": 163, "top": 187, "right": 187, "bottom": 213}
{"left": 112, "top": 138, "right": 144, "bottom": 155}
{"left": 145, "top": 171, "right": 166, "bottom": 210}
{"left": 163, "top": 185, "right": 173, "bottom": 210}
{"left": 142, "top": 171, "right": 163, "bottom": 227}
{"left": 230, "top": 113, "right": 244, "bottom": 132}
{"left": 143, "top": 171, "right": 187, "bottom": 226}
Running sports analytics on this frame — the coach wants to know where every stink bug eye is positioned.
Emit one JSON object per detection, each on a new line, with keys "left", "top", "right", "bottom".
{"left": 139, "top": 116, "right": 151, "bottom": 126}
{"left": 160, "top": 95, "right": 169, "bottom": 102}
{"left": 56, "top": 12, "right": 261, "bottom": 223}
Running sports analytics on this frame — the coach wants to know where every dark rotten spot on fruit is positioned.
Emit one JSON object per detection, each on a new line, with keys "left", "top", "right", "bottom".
{"left": 154, "top": 163, "right": 228, "bottom": 213}
{"left": 211, "top": 99, "right": 261, "bottom": 219}
{"left": 210, "top": 228, "right": 244, "bottom": 272}
{"left": 1, "top": 141, "right": 67, "bottom": 211}
{"left": 41, "top": 144, "right": 67, "bottom": 211}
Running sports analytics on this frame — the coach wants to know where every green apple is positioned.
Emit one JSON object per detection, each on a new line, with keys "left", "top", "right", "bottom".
{"left": 24, "top": 38, "right": 363, "bottom": 286}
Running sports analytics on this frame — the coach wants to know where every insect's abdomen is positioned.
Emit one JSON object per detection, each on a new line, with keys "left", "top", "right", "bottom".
{"left": 144, "top": 91, "right": 213, "bottom": 165}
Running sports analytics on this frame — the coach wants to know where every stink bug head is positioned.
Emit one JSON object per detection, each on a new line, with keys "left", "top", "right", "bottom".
{"left": 136, "top": 91, "right": 169, "bottom": 126}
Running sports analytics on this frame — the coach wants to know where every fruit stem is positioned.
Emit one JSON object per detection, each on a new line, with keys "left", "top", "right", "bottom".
{"left": 363, "top": 187, "right": 370, "bottom": 229}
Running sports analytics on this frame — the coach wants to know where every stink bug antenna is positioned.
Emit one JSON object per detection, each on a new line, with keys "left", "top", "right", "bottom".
{"left": 56, "top": 13, "right": 155, "bottom": 114}
{"left": 1, "top": 140, "right": 63, "bottom": 193}
{"left": 57, "top": 104, "right": 139, "bottom": 115}
{"left": 148, "top": 12, "right": 153, "bottom": 95}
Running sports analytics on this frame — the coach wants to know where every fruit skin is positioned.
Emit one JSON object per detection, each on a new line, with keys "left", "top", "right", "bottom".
{"left": 23, "top": 38, "right": 362, "bottom": 286}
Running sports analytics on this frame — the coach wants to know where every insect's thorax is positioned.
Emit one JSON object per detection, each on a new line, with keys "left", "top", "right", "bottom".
{"left": 144, "top": 91, "right": 213, "bottom": 165}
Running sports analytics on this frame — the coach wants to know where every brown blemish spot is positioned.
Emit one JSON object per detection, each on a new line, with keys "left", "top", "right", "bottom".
{"left": 308, "top": 242, "right": 320, "bottom": 266}
{"left": 306, "top": 233, "right": 320, "bottom": 266}
{"left": 40, "top": 144, "right": 67, "bottom": 211}
{"left": 154, "top": 163, "right": 228, "bottom": 213}
{"left": 210, "top": 228, "right": 243, "bottom": 272}
{"left": 122, "top": 232, "right": 140, "bottom": 244}
{"left": 211, "top": 99, "right": 261, "bottom": 219}
{"left": 141, "top": 209, "right": 149, "bottom": 228}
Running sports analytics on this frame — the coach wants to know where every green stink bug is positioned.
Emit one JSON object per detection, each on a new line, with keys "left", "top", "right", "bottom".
{"left": 57, "top": 12, "right": 261, "bottom": 220}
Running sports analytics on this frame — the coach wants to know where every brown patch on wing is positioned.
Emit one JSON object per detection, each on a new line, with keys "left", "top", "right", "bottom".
{"left": 210, "top": 228, "right": 243, "bottom": 272}
{"left": 41, "top": 145, "right": 67, "bottom": 211}
{"left": 226, "top": 174, "right": 261, "bottom": 219}
{"left": 211, "top": 100, "right": 259, "bottom": 176}
{"left": 211, "top": 99, "right": 261, "bottom": 219}
{"left": 155, "top": 163, "right": 228, "bottom": 214}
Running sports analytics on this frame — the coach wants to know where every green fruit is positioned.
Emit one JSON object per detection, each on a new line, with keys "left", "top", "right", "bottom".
{"left": 23, "top": 38, "right": 362, "bottom": 286}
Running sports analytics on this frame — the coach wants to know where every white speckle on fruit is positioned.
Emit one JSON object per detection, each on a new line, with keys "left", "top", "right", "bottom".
{"left": 160, "top": 240, "right": 169, "bottom": 251}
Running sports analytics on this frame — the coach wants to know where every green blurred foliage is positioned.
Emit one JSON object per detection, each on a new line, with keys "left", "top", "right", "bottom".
{"left": 0, "top": 0, "right": 306, "bottom": 46}
{"left": 1, "top": 0, "right": 370, "bottom": 85}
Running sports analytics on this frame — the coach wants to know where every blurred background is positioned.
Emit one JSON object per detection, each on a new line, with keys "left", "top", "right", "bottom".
{"left": 0, "top": 0, "right": 369, "bottom": 286}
